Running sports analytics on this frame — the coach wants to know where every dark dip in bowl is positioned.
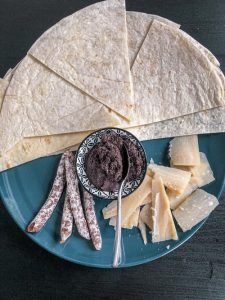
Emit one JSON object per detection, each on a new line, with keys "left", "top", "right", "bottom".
{"left": 85, "top": 132, "right": 145, "bottom": 192}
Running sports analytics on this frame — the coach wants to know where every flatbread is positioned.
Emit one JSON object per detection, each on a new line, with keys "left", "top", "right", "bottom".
{"left": 0, "top": 79, "right": 9, "bottom": 111}
{"left": 0, "top": 55, "right": 122, "bottom": 155}
{"left": 130, "top": 20, "right": 224, "bottom": 126}
{"left": 0, "top": 12, "right": 181, "bottom": 169}
{"left": 127, "top": 12, "right": 219, "bottom": 68}
{"left": 125, "top": 13, "right": 225, "bottom": 141}
{"left": 126, "top": 11, "right": 180, "bottom": 67}
{"left": 129, "top": 106, "right": 225, "bottom": 141}
{"left": 29, "top": 0, "right": 133, "bottom": 120}
{"left": 0, "top": 132, "right": 90, "bottom": 172}
{"left": 3, "top": 59, "right": 23, "bottom": 81}
{"left": 1, "top": 12, "right": 225, "bottom": 171}
{"left": 179, "top": 29, "right": 220, "bottom": 67}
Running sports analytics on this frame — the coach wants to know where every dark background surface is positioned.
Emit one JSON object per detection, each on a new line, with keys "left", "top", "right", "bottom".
{"left": 1, "top": 0, "right": 225, "bottom": 299}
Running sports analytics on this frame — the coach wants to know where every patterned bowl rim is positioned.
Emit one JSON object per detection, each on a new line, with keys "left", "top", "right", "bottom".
{"left": 75, "top": 127, "right": 147, "bottom": 200}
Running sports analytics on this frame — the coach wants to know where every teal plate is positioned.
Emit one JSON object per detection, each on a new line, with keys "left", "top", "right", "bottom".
{"left": 0, "top": 133, "right": 225, "bottom": 268}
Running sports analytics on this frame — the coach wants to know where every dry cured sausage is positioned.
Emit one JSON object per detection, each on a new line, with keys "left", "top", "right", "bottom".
{"left": 27, "top": 154, "right": 66, "bottom": 232}
{"left": 83, "top": 189, "right": 102, "bottom": 250}
{"left": 65, "top": 151, "right": 90, "bottom": 240}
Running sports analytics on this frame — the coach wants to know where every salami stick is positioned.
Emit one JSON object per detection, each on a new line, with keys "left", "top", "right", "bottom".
{"left": 83, "top": 190, "right": 102, "bottom": 250}
{"left": 60, "top": 192, "right": 73, "bottom": 244}
{"left": 27, "top": 154, "right": 66, "bottom": 233}
{"left": 65, "top": 151, "right": 90, "bottom": 240}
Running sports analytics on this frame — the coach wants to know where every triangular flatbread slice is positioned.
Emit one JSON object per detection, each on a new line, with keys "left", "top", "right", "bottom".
{"left": 126, "top": 11, "right": 180, "bottom": 67}
{"left": 123, "top": 12, "right": 225, "bottom": 140}
{"left": 131, "top": 20, "right": 224, "bottom": 126}
{"left": 126, "top": 11, "right": 219, "bottom": 68}
{"left": 28, "top": 0, "right": 133, "bottom": 120}
{"left": 0, "top": 132, "right": 89, "bottom": 172}
{"left": 0, "top": 55, "right": 121, "bottom": 156}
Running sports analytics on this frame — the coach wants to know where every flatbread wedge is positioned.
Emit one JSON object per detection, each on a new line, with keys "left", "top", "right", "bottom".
{"left": 127, "top": 11, "right": 219, "bottom": 69}
{"left": 29, "top": 0, "right": 133, "bottom": 120}
{"left": 126, "top": 11, "right": 180, "bottom": 67}
{"left": 0, "top": 55, "right": 122, "bottom": 156}
{"left": 130, "top": 20, "right": 224, "bottom": 126}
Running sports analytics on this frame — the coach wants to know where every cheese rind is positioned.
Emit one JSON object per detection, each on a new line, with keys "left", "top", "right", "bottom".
{"left": 151, "top": 176, "right": 178, "bottom": 243}
{"left": 173, "top": 189, "right": 219, "bottom": 232}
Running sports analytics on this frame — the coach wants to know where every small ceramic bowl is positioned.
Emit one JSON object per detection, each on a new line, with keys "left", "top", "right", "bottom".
{"left": 76, "top": 127, "right": 147, "bottom": 200}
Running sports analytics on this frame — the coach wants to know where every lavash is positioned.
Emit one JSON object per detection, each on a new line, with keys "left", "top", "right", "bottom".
{"left": 1, "top": 10, "right": 225, "bottom": 171}
{"left": 28, "top": 0, "right": 133, "bottom": 120}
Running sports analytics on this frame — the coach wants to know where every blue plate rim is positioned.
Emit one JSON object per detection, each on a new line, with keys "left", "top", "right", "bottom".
{"left": 0, "top": 142, "right": 224, "bottom": 268}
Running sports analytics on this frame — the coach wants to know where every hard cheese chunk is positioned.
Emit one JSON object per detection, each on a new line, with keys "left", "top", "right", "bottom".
{"left": 138, "top": 219, "right": 147, "bottom": 245}
{"left": 170, "top": 152, "right": 215, "bottom": 188}
{"left": 141, "top": 193, "right": 152, "bottom": 205}
{"left": 140, "top": 204, "right": 153, "bottom": 230}
{"left": 168, "top": 177, "right": 199, "bottom": 210}
{"left": 169, "top": 135, "right": 200, "bottom": 166}
{"left": 102, "top": 200, "right": 117, "bottom": 219}
{"left": 109, "top": 207, "right": 140, "bottom": 229}
{"left": 170, "top": 161, "right": 192, "bottom": 173}
{"left": 173, "top": 189, "right": 219, "bottom": 232}
{"left": 151, "top": 176, "right": 178, "bottom": 243}
{"left": 102, "top": 174, "right": 152, "bottom": 220}
{"left": 190, "top": 152, "right": 215, "bottom": 187}
{"left": 149, "top": 164, "right": 191, "bottom": 194}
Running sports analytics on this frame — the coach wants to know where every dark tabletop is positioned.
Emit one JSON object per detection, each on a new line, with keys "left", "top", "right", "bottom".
{"left": 1, "top": 0, "right": 225, "bottom": 299}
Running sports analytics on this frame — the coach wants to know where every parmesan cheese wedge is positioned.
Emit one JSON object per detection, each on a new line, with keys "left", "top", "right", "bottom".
{"left": 102, "top": 192, "right": 152, "bottom": 220}
{"left": 138, "top": 219, "right": 147, "bottom": 245}
{"left": 102, "top": 174, "right": 152, "bottom": 220}
{"left": 149, "top": 164, "right": 191, "bottom": 194}
{"left": 102, "top": 200, "right": 117, "bottom": 219}
{"left": 140, "top": 193, "right": 152, "bottom": 205}
{"left": 189, "top": 152, "right": 215, "bottom": 187}
{"left": 151, "top": 176, "right": 178, "bottom": 243}
{"left": 109, "top": 207, "right": 140, "bottom": 229}
{"left": 170, "top": 152, "right": 215, "bottom": 187}
{"left": 170, "top": 161, "right": 192, "bottom": 173}
{"left": 171, "top": 152, "right": 215, "bottom": 188}
{"left": 169, "top": 135, "right": 200, "bottom": 166}
{"left": 168, "top": 177, "right": 199, "bottom": 210}
{"left": 173, "top": 189, "right": 219, "bottom": 232}
{"left": 140, "top": 204, "right": 153, "bottom": 230}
